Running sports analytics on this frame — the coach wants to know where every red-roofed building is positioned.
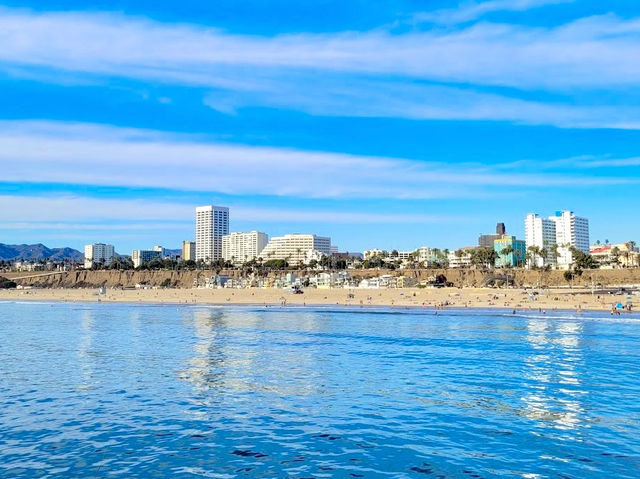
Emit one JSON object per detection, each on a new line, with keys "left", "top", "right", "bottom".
{"left": 590, "top": 242, "right": 639, "bottom": 268}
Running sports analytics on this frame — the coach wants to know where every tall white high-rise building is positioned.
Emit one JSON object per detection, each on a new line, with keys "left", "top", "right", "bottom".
{"left": 84, "top": 243, "right": 115, "bottom": 268}
{"left": 260, "top": 234, "right": 331, "bottom": 264}
{"left": 195, "top": 205, "right": 229, "bottom": 262}
{"left": 222, "top": 231, "right": 268, "bottom": 264}
{"left": 524, "top": 214, "right": 557, "bottom": 267}
{"left": 548, "top": 210, "right": 589, "bottom": 267}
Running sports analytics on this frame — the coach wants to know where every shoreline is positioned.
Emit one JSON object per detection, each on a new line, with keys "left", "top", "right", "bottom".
{"left": 2, "top": 299, "right": 638, "bottom": 319}
{"left": 1, "top": 286, "right": 636, "bottom": 313}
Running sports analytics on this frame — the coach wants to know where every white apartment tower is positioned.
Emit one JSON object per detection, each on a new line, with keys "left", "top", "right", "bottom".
{"left": 549, "top": 210, "right": 589, "bottom": 267}
{"left": 222, "top": 231, "right": 268, "bottom": 264}
{"left": 260, "top": 234, "right": 331, "bottom": 264}
{"left": 524, "top": 214, "right": 557, "bottom": 268}
{"left": 195, "top": 205, "right": 229, "bottom": 263}
{"left": 84, "top": 243, "right": 115, "bottom": 269}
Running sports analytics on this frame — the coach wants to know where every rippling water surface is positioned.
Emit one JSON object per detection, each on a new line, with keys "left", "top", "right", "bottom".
{"left": 1, "top": 302, "right": 640, "bottom": 478}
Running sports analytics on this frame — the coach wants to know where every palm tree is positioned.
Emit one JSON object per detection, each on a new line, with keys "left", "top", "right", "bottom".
{"left": 629, "top": 241, "right": 638, "bottom": 268}
{"left": 550, "top": 244, "right": 560, "bottom": 267}
{"left": 500, "top": 245, "right": 514, "bottom": 268}
{"left": 454, "top": 249, "right": 466, "bottom": 269}
{"left": 623, "top": 248, "right": 630, "bottom": 268}
{"left": 527, "top": 246, "right": 540, "bottom": 269}
{"left": 611, "top": 246, "right": 620, "bottom": 267}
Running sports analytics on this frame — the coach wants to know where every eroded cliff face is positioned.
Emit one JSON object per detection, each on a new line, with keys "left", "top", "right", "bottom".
{"left": 11, "top": 270, "right": 200, "bottom": 288}
{"left": 7, "top": 267, "right": 640, "bottom": 289}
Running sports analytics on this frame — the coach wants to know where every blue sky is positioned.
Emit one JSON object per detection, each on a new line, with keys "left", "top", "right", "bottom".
{"left": 2, "top": 0, "right": 640, "bottom": 253}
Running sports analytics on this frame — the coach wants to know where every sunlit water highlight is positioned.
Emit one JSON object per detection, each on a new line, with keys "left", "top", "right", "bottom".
{"left": 1, "top": 302, "right": 640, "bottom": 478}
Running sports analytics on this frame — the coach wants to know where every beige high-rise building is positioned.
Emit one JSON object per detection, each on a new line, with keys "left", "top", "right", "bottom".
{"left": 260, "top": 234, "right": 331, "bottom": 264}
{"left": 222, "top": 231, "right": 268, "bottom": 264}
{"left": 182, "top": 241, "right": 196, "bottom": 261}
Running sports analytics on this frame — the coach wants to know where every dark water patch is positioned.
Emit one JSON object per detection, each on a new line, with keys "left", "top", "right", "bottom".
{"left": 231, "top": 449, "right": 268, "bottom": 458}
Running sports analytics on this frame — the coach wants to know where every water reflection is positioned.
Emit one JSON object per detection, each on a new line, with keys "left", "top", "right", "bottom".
{"left": 78, "top": 309, "right": 95, "bottom": 391}
{"left": 178, "top": 308, "right": 339, "bottom": 401}
{"left": 179, "top": 308, "right": 229, "bottom": 394}
{"left": 522, "top": 317, "right": 586, "bottom": 432}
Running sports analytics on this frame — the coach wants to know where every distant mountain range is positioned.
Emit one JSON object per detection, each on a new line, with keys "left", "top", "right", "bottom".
{"left": 0, "top": 243, "right": 84, "bottom": 262}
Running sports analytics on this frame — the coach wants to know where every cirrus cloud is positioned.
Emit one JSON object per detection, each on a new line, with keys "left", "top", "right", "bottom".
{"left": 1, "top": 7, "right": 640, "bottom": 129}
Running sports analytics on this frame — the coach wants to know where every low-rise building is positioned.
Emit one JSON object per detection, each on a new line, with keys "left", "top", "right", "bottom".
{"left": 447, "top": 248, "right": 475, "bottom": 268}
{"left": 358, "top": 274, "right": 398, "bottom": 289}
{"left": 397, "top": 276, "right": 418, "bottom": 288}
{"left": 414, "top": 247, "right": 434, "bottom": 265}
{"left": 590, "top": 242, "right": 639, "bottom": 268}
{"left": 363, "top": 249, "right": 386, "bottom": 260}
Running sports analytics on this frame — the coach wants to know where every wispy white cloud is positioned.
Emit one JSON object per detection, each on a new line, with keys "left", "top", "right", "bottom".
{"left": 476, "top": 154, "right": 640, "bottom": 171}
{"left": 0, "top": 195, "right": 468, "bottom": 226}
{"left": 1, "top": 7, "right": 640, "bottom": 129}
{"left": 574, "top": 156, "right": 640, "bottom": 168}
{"left": 0, "top": 7, "right": 638, "bottom": 89}
{"left": 414, "top": 0, "right": 574, "bottom": 25}
{"left": 203, "top": 78, "right": 640, "bottom": 129}
{"left": 1, "top": 121, "right": 631, "bottom": 202}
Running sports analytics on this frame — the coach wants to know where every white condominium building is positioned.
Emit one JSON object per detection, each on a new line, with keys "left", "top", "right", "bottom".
{"left": 222, "top": 231, "right": 268, "bottom": 264}
{"left": 524, "top": 214, "right": 557, "bottom": 267}
{"left": 132, "top": 249, "right": 162, "bottom": 268}
{"left": 415, "top": 246, "right": 438, "bottom": 265}
{"left": 447, "top": 249, "right": 473, "bottom": 268}
{"left": 195, "top": 205, "right": 229, "bottom": 263}
{"left": 549, "top": 210, "right": 589, "bottom": 267}
{"left": 363, "top": 249, "right": 385, "bottom": 260}
{"left": 260, "top": 234, "right": 331, "bottom": 264}
{"left": 84, "top": 243, "right": 115, "bottom": 268}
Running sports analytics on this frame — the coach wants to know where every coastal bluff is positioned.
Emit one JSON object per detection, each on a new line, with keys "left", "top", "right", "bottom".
{"left": 5, "top": 268, "right": 640, "bottom": 289}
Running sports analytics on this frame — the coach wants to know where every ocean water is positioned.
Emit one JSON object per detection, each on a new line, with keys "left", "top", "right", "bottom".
{"left": 1, "top": 302, "right": 640, "bottom": 478}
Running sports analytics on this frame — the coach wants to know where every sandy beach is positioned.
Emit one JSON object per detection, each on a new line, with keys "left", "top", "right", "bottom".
{"left": 1, "top": 286, "right": 636, "bottom": 312}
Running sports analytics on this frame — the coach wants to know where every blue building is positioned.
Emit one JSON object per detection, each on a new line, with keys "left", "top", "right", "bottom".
{"left": 494, "top": 235, "right": 527, "bottom": 268}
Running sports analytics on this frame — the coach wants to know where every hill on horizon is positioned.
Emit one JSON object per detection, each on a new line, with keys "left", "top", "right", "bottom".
{"left": 0, "top": 243, "right": 84, "bottom": 262}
